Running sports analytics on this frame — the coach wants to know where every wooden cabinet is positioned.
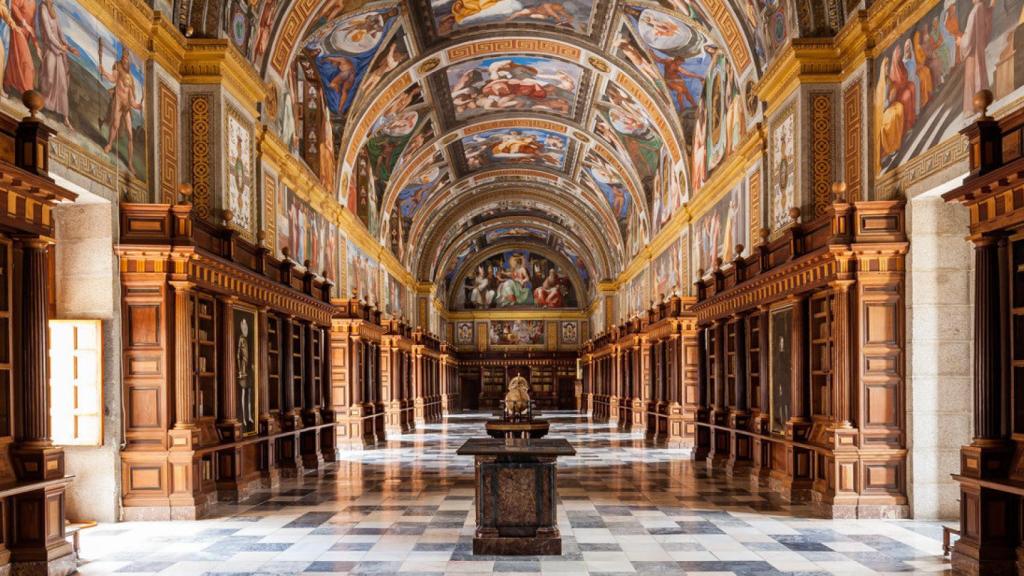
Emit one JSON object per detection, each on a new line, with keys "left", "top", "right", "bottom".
{"left": 581, "top": 295, "right": 698, "bottom": 446}
{"left": 692, "top": 200, "right": 908, "bottom": 519}
{"left": 118, "top": 204, "right": 335, "bottom": 519}
{"left": 943, "top": 100, "right": 1024, "bottom": 575}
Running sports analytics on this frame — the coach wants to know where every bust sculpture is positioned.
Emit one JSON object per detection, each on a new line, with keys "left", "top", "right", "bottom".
{"left": 505, "top": 372, "right": 531, "bottom": 418}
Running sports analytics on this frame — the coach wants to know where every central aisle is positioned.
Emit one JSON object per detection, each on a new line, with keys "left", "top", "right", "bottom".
{"left": 79, "top": 413, "right": 950, "bottom": 575}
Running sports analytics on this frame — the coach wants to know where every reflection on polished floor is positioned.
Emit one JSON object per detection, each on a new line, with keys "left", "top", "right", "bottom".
{"left": 79, "top": 413, "right": 951, "bottom": 575}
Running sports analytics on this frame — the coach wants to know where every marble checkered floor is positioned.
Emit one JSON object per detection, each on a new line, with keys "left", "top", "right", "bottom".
{"left": 77, "top": 412, "right": 952, "bottom": 575}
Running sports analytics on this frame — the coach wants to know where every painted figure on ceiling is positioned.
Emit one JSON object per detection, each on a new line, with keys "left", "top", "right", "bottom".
{"left": 5, "top": 0, "right": 36, "bottom": 95}
{"left": 960, "top": 0, "right": 993, "bottom": 114}
{"left": 101, "top": 49, "right": 143, "bottom": 177}
{"left": 38, "top": 0, "right": 75, "bottom": 128}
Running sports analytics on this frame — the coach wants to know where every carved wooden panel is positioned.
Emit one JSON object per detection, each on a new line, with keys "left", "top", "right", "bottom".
{"left": 158, "top": 83, "right": 179, "bottom": 205}
{"left": 842, "top": 79, "right": 862, "bottom": 202}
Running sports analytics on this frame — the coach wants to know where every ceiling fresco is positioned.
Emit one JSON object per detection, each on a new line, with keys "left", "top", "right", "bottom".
{"left": 205, "top": 0, "right": 834, "bottom": 309}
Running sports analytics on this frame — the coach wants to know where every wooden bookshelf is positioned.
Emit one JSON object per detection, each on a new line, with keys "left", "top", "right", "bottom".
{"left": 809, "top": 293, "right": 832, "bottom": 419}
{"left": 193, "top": 293, "right": 217, "bottom": 424}
{"left": 291, "top": 321, "right": 305, "bottom": 409}
{"left": 725, "top": 321, "right": 737, "bottom": 408}
{"left": 0, "top": 238, "right": 10, "bottom": 438}
{"left": 747, "top": 314, "right": 762, "bottom": 425}
{"left": 267, "top": 315, "right": 281, "bottom": 414}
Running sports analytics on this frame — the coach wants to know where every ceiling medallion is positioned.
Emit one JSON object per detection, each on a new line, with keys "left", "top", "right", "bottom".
{"left": 418, "top": 57, "right": 441, "bottom": 74}
{"left": 587, "top": 56, "right": 609, "bottom": 73}
{"left": 573, "top": 131, "right": 590, "bottom": 143}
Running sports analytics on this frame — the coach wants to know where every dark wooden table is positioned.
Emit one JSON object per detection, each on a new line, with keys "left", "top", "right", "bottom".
{"left": 457, "top": 438, "right": 576, "bottom": 555}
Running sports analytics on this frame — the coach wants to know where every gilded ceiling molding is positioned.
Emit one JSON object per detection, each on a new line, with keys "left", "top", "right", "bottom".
{"left": 700, "top": 0, "right": 753, "bottom": 74}
{"left": 425, "top": 203, "right": 615, "bottom": 284}
{"left": 436, "top": 216, "right": 604, "bottom": 284}
{"left": 334, "top": 34, "right": 687, "bottom": 196}
{"left": 408, "top": 170, "right": 622, "bottom": 262}
{"left": 181, "top": 40, "right": 269, "bottom": 117}
{"left": 269, "top": 0, "right": 324, "bottom": 76}
{"left": 442, "top": 309, "right": 589, "bottom": 321}
{"left": 415, "top": 187, "right": 618, "bottom": 280}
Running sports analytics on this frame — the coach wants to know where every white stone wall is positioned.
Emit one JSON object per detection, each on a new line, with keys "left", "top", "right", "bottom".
{"left": 906, "top": 195, "right": 973, "bottom": 520}
{"left": 54, "top": 201, "right": 122, "bottom": 523}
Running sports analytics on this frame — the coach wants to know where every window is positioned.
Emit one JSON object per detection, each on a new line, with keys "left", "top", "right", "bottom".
{"left": 49, "top": 319, "right": 103, "bottom": 446}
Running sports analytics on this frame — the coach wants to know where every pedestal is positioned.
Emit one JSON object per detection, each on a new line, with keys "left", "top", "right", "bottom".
{"left": 457, "top": 438, "right": 576, "bottom": 556}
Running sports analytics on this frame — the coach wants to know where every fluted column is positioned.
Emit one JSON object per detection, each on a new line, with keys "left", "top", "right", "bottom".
{"left": 973, "top": 237, "right": 1002, "bottom": 441}
{"left": 830, "top": 281, "right": 854, "bottom": 428}
{"left": 172, "top": 281, "right": 196, "bottom": 429}
{"left": 17, "top": 238, "right": 51, "bottom": 445}
{"left": 789, "top": 294, "right": 808, "bottom": 425}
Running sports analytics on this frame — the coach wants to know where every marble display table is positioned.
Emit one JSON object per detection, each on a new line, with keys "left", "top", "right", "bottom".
{"left": 457, "top": 438, "right": 575, "bottom": 555}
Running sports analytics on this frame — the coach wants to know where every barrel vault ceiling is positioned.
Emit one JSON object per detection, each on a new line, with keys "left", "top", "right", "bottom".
{"left": 242, "top": 0, "right": 837, "bottom": 305}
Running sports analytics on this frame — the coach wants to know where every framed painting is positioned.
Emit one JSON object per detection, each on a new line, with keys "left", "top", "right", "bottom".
{"left": 232, "top": 305, "right": 258, "bottom": 436}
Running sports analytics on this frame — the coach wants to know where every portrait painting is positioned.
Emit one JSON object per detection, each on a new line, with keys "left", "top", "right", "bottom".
{"left": 455, "top": 250, "right": 577, "bottom": 310}
{"left": 651, "top": 145, "right": 684, "bottom": 235}
{"left": 874, "top": 0, "right": 1024, "bottom": 174}
{"left": 769, "top": 304, "right": 793, "bottom": 435}
{"left": 226, "top": 110, "right": 255, "bottom": 239}
{"left": 455, "top": 321, "right": 474, "bottom": 345}
{"left": 385, "top": 273, "right": 407, "bottom": 318}
{"left": 488, "top": 320, "right": 546, "bottom": 346}
{"left": 283, "top": 189, "right": 342, "bottom": 291}
{"left": 462, "top": 128, "right": 568, "bottom": 170}
{"left": 347, "top": 239, "right": 381, "bottom": 305}
{"left": 430, "top": 0, "right": 593, "bottom": 35}
{"left": 232, "top": 306, "right": 258, "bottom": 436}
{"left": 446, "top": 56, "right": 582, "bottom": 121}
{"left": 769, "top": 111, "right": 794, "bottom": 231}
{"left": 591, "top": 298, "right": 605, "bottom": 335}
{"left": 560, "top": 321, "right": 579, "bottom": 346}
{"left": 652, "top": 239, "right": 679, "bottom": 301}
{"left": 628, "top": 268, "right": 648, "bottom": 316}
{"left": 694, "top": 180, "right": 747, "bottom": 277}
{"left": 13, "top": 0, "right": 148, "bottom": 179}
{"left": 276, "top": 185, "right": 291, "bottom": 258}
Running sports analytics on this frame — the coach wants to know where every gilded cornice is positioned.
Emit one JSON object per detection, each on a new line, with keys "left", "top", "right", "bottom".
{"left": 756, "top": 39, "right": 842, "bottom": 116}
{"left": 181, "top": 39, "right": 267, "bottom": 116}
{"left": 149, "top": 13, "right": 187, "bottom": 79}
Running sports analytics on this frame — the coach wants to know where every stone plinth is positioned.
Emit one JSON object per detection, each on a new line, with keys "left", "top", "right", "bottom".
{"left": 457, "top": 438, "right": 575, "bottom": 556}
